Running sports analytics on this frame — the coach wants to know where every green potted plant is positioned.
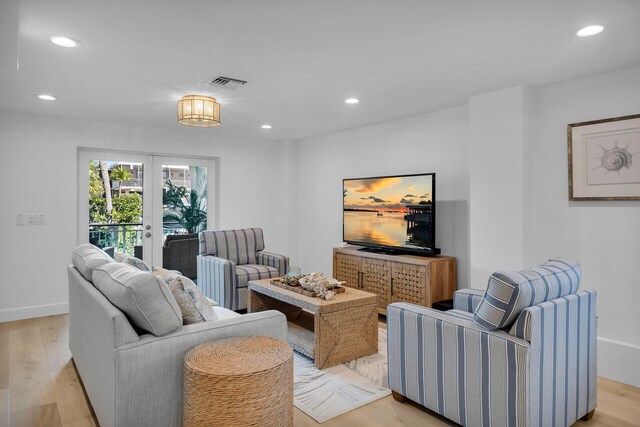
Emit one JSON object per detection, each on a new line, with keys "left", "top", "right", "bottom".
{"left": 162, "top": 180, "right": 207, "bottom": 234}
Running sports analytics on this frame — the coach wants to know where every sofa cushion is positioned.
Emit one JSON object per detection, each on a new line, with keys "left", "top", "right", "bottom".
{"left": 473, "top": 258, "right": 581, "bottom": 331}
{"left": 92, "top": 263, "right": 183, "bottom": 336}
{"left": 72, "top": 244, "right": 115, "bottom": 281}
{"left": 199, "top": 228, "right": 265, "bottom": 264}
{"left": 115, "top": 252, "right": 151, "bottom": 272}
{"left": 235, "top": 264, "right": 279, "bottom": 289}
{"left": 168, "top": 275, "right": 217, "bottom": 324}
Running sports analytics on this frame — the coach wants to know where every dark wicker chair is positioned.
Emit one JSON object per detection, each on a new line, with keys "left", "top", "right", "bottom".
{"left": 163, "top": 233, "right": 199, "bottom": 279}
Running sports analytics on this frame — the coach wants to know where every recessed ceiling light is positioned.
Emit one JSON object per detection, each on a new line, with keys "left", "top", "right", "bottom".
{"left": 576, "top": 25, "right": 604, "bottom": 37}
{"left": 345, "top": 98, "right": 359, "bottom": 104}
{"left": 37, "top": 94, "right": 57, "bottom": 101}
{"left": 50, "top": 36, "right": 81, "bottom": 47}
{"left": 261, "top": 124, "right": 273, "bottom": 129}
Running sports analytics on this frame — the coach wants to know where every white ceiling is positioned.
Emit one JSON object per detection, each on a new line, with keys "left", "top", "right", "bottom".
{"left": 1, "top": 0, "right": 639, "bottom": 141}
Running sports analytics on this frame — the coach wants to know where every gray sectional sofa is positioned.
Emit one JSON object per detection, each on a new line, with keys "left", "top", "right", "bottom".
{"left": 68, "top": 245, "right": 287, "bottom": 427}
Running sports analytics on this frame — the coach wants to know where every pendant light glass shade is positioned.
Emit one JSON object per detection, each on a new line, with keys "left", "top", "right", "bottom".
{"left": 177, "top": 95, "right": 221, "bottom": 127}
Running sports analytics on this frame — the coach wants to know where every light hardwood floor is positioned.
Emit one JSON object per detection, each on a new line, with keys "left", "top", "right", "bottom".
{"left": 1, "top": 315, "right": 639, "bottom": 427}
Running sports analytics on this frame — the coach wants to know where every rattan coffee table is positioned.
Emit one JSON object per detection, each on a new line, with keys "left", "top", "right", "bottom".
{"left": 248, "top": 278, "right": 378, "bottom": 369}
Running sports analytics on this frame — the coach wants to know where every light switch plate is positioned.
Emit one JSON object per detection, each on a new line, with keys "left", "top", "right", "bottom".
{"left": 16, "top": 214, "right": 24, "bottom": 226}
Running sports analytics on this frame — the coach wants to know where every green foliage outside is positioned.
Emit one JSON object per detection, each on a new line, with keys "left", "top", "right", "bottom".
{"left": 89, "top": 196, "right": 108, "bottom": 223}
{"left": 163, "top": 180, "right": 207, "bottom": 234}
{"left": 112, "top": 193, "right": 143, "bottom": 223}
{"left": 89, "top": 161, "right": 104, "bottom": 198}
{"left": 90, "top": 194, "right": 142, "bottom": 223}
{"left": 89, "top": 162, "right": 143, "bottom": 255}
{"left": 110, "top": 165, "right": 133, "bottom": 198}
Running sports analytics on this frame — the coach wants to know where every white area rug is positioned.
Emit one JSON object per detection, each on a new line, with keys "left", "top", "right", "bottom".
{"left": 293, "top": 328, "right": 390, "bottom": 423}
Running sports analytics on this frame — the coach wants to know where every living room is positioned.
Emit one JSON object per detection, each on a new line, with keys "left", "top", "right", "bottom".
{"left": 1, "top": 1, "right": 639, "bottom": 426}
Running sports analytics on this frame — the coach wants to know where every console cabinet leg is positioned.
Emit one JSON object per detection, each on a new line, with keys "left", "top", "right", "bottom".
{"left": 392, "top": 391, "right": 406, "bottom": 403}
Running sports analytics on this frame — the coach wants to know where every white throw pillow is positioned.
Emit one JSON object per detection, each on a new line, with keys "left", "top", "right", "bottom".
{"left": 92, "top": 263, "right": 183, "bottom": 336}
{"left": 169, "top": 275, "right": 217, "bottom": 324}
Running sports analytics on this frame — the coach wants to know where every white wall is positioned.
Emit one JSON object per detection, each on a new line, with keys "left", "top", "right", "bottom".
{"left": 524, "top": 66, "right": 640, "bottom": 386}
{"left": 469, "top": 86, "right": 526, "bottom": 288}
{"left": 295, "top": 105, "right": 470, "bottom": 288}
{"left": 0, "top": 110, "right": 290, "bottom": 321}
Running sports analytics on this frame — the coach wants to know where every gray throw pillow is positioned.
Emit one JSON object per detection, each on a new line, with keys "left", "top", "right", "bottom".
{"left": 115, "top": 252, "right": 151, "bottom": 272}
{"left": 92, "top": 263, "right": 183, "bottom": 336}
{"left": 169, "top": 275, "right": 217, "bottom": 324}
{"left": 71, "top": 244, "right": 115, "bottom": 281}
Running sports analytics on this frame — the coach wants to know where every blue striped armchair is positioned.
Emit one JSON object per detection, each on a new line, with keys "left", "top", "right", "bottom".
{"left": 387, "top": 259, "right": 597, "bottom": 427}
{"left": 197, "top": 228, "right": 289, "bottom": 310}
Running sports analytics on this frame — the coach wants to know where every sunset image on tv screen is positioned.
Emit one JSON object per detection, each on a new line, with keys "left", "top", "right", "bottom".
{"left": 343, "top": 174, "right": 434, "bottom": 249}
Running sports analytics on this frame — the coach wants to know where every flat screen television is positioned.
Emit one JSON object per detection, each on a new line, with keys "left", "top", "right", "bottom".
{"left": 343, "top": 172, "right": 440, "bottom": 255}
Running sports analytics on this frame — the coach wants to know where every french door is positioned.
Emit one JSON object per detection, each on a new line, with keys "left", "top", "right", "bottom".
{"left": 78, "top": 149, "right": 216, "bottom": 267}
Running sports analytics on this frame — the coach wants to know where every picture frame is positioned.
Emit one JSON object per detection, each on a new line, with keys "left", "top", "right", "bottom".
{"left": 568, "top": 113, "right": 640, "bottom": 201}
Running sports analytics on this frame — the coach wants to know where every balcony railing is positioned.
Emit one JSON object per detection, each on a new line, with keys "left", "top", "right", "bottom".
{"left": 89, "top": 222, "right": 190, "bottom": 256}
{"left": 89, "top": 223, "right": 143, "bottom": 256}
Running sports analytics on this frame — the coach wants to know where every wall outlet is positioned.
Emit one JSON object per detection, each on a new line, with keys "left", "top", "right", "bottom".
{"left": 26, "top": 213, "right": 45, "bottom": 225}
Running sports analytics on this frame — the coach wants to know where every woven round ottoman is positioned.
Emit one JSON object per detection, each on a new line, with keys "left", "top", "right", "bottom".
{"left": 183, "top": 336, "right": 293, "bottom": 427}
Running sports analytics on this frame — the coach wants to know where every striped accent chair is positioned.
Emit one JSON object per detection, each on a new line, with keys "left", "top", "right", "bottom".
{"left": 197, "top": 228, "right": 289, "bottom": 310}
{"left": 387, "top": 258, "right": 597, "bottom": 427}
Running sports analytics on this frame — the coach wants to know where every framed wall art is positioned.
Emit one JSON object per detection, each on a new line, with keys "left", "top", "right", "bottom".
{"left": 568, "top": 113, "right": 640, "bottom": 201}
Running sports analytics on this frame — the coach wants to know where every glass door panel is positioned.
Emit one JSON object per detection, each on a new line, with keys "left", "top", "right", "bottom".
{"left": 152, "top": 156, "right": 216, "bottom": 268}
{"left": 78, "top": 150, "right": 153, "bottom": 265}
{"left": 161, "top": 164, "right": 208, "bottom": 237}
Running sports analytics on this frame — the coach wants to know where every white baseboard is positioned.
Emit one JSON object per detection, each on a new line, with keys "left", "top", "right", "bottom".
{"left": 0, "top": 302, "right": 69, "bottom": 323}
{"left": 598, "top": 336, "right": 640, "bottom": 388}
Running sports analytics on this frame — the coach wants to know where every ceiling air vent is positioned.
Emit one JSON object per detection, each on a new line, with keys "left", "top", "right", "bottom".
{"left": 208, "top": 76, "right": 247, "bottom": 89}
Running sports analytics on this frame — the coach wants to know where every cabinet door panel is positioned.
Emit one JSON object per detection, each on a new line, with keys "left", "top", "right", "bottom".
{"left": 392, "top": 263, "right": 427, "bottom": 306}
{"left": 362, "top": 258, "right": 391, "bottom": 310}
{"left": 334, "top": 253, "right": 361, "bottom": 289}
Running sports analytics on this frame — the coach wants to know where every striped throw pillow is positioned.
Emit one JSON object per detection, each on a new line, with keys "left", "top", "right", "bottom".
{"left": 473, "top": 258, "right": 581, "bottom": 331}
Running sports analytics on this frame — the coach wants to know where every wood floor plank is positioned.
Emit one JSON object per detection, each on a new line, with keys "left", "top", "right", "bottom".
{"left": 0, "top": 323, "right": 9, "bottom": 389}
{"left": 588, "top": 377, "right": 640, "bottom": 425}
{"left": 39, "top": 315, "right": 72, "bottom": 374}
{"left": 50, "top": 364, "right": 93, "bottom": 425}
{"left": 9, "top": 403, "right": 62, "bottom": 427}
{"left": 8, "top": 322, "right": 56, "bottom": 413}
{"left": 0, "top": 388, "right": 8, "bottom": 427}
{"left": 61, "top": 417, "right": 97, "bottom": 427}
